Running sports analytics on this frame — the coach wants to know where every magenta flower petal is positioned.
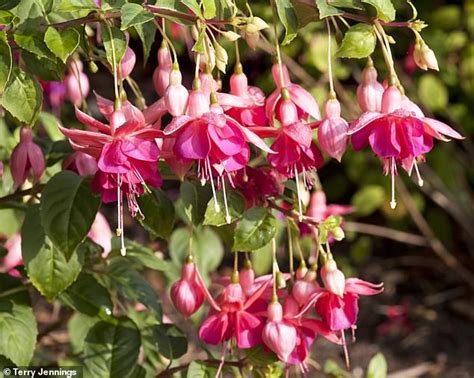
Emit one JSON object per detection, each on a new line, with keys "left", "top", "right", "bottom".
{"left": 121, "top": 137, "right": 160, "bottom": 162}
{"left": 288, "top": 84, "right": 321, "bottom": 120}
{"left": 199, "top": 313, "right": 229, "bottom": 345}
{"left": 348, "top": 112, "right": 383, "bottom": 135}
{"left": 98, "top": 141, "right": 132, "bottom": 174}
{"left": 423, "top": 117, "right": 464, "bottom": 141}
{"left": 163, "top": 115, "right": 194, "bottom": 135}
{"left": 368, "top": 119, "right": 401, "bottom": 157}
{"left": 283, "top": 121, "right": 313, "bottom": 148}
{"left": 75, "top": 107, "right": 110, "bottom": 133}
{"left": 174, "top": 122, "right": 211, "bottom": 160}
{"left": 236, "top": 311, "right": 263, "bottom": 349}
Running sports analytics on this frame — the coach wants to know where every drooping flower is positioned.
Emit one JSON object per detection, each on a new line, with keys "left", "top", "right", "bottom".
{"left": 10, "top": 128, "right": 45, "bottom": 189}
{"left": 292, "top": 267, "right": 319, "bottom": 307}
{"left": 356, "top": 64, "right": 384, "bottom": 112}
{"left": 170, "top": 259, "right": 205, "bottom": 317}
{"left": 317, "top": 98, "right": 349, "bottom": 161}
{"left": 305, "top": 190, "right": 353, "bottom": 224}
{"left": 413, "top": 39, "right": 439, "bottom": 71}
{"left": 59, "top": 94, "right": 163, "bottom": 254}
{"left": 64, "top": 59, "right": 90, "bottom": 106}
{"left": 163, "top": 86, "right": 273, "bottom": 223}
{"left": 153, "top": 44, "right": 172, "bottom": 96}
{"left": 262, "top": 301, "right": 297, "bottom": 363}
{"left": 118, "top": 47, "right": 136, "bottom": 79}
{"left": 265, "top": 63, "right": 321, "bottom": 125}
{"left": 349, "top": 85, "right": 464, "bottom": 208}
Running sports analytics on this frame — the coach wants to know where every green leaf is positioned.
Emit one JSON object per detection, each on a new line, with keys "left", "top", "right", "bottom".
{"left": 114, "top": 238, "right": 170, "bottom": 271}
{"left": 186, "top": 361, "right": 217, "bottom": 377}
{"left": 107, "top": 257, "right": 162, "bottom": 319}
{"left": 0, "top": 10, "right": 13, "bottom": 25}
{"left": 68, "top": 313, "right": 100, "bottom": 354}
{"left": 275, "top": 0, "right": 298, "bottom": 44}
{"left": 361, "top": 0, "right": 395, "bottom": 22}
{"left": 315, "top": 0, "right": 344, "bottom": 18}
{"left": 120, "top": 3, "right": 154, "bottom": 30}
{"left": 137, "top": 189, "right": 175, "bottom": 239}
{"left": 153, "top": 324, "right": 188, "bottom": 360}
{"left": 324, "top": 359, "right": 348, "bottom": 377}
{"left": 180, "top": 181, "right": 212, "bottom": 226}
{"left": 202, "top": 0, "right": 216, "bottom": 19}
{"left": 22, "top": 50, "right": 66, "bottom": 81}
{"left": 0, "top": 300, "right": 37, "bottom": 366}
{"left": 60, "top": 273, "right": 113, "bottom": 316}
{"left": 351, "top": 185, "right": 385, "bottom": 216}
{"left": 1, "top": 67, "right": 42, "bottom": 125}
{"left": 367, "top": 352, "right": 387, "bottom": 378}
{"left": 418, "top": 74, "right": 448, "bottom": 112}
{"left": 233, "top": 207, "right": 277, "bottom": 251}
{"left": 251, "top": 242, "right": 273, "bottom": 275}
{"left": 191, "top": 27, "right": 206, "bottom": 54}
{"left": 44, "top": 27, "right": 80, "bottom": 63}
{"left": 134, "top": 20, "right": 156, "bottom": 64}
{"left": 181, "top": 0, "right": 203, "bottom": 18}
{"left": 0, "top": 32, "right": 12, "bottom": 95}
{"left": 0, "top": 0, "right": 20, "bottom": 10}
{"left": 21, "top": 205, "right": 84, "bottom": 300}
{"left": 101, "top": 24, "right": 127, "bottom": 68}
{"left": 203, "top": 190, "right": 245, "bottom": 226}
{"left": 14, "top": 31, "right": 55, "bottom": 60}
{"left": 40, "top": 171, "right": 100, "bottom": 260}
{"left": 337, "top": 23, "right": 376, "bottom": 59}
{"left": 83, "top": 319, "right": 141, "bottom": 378}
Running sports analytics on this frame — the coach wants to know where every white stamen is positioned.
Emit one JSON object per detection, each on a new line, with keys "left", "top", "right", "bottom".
{"left": 242, "top": 166, "right": 248, "bottom": 182}
{"left": 116, "top": 174, "right": 126, "bottom": 256}
{"left": 221, "top": 176, "right": 231, "bottom": 224}
{"left": 294, "top": 165, "right": 304, "bottom": 221}
{"left": 206, "top": 158, "right": 220, "bottom": 213}
{"left": 413, "top": 160, "right": 424, "bottom": 187}
{"left": 390, "top": 158, "right": 397, "bottom": 209}
{"left": 341, "top": 330, "right": 350, "bottom": 368}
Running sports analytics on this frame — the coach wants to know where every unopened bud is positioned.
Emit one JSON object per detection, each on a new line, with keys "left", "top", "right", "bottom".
{"left": 332, "top": 226, "right": 345, "bottom": 241}
{"left": 413, "top": 39, "right": 439, "bottom": 71}
{"left": 221, "top": 30, "right": 240, "bottom": 42}
{"left": 276, "top": 271, "right": 286, "bottom": 289}
{"left": 88, "top": 61, "right": 98, "bottom": 73}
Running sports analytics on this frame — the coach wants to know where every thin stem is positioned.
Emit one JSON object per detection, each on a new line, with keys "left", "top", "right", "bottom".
{"left": 326, "top": 19, "right": 335, "bottom": 96}
{"left": 272, "top": 238, "right": 277, "bottom": 298}
{"left": 270, "top": 0, "right": 286, "bottom": 89}
{"left": 104, "top": 21, "right": 120, "bottom": 103}
{"left": 234, "top": 251, "right": 238, "bottom": 272}
{"left": 154, "top": 19, "right": 178, "bottom": 63}
{"left": 373, "top": 23, "right": 396, "bottom": 83}
{"left": 287, "top": 221, "right": 295, "bottom": 281}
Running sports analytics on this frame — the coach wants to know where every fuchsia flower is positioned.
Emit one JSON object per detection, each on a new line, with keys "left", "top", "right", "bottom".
{"left": 153, "top": 44, "right": 172, "bottom": 97}
{"left": 59, "top": 94, "right": 163, "bottom": 254}
{"left": 226, "top": 64, "right": 268, "bottom": 127}
{"left": 318, "top": 98, "right": 349, "bottom": 161}
{"left": 306, "top": 191, "right": 353, "bottom": 224}
{"left": 171, "top": 260, "right": 205, "bottom": 317}
{"left": 349, "top": 85, "right": 464, "bottom": 208}
{"left": 163, "top": 86, "right": 273, "bottom": 222}
{"left": 292, "top": 268, "right": 319, "bottom": 307}
{"left": 63, "top": 151, "right": 98, "bottom": 176}
{"left": 198, "top": 275, "right": 272, "bottom": 349}
{"left": 118, "top": 47, "right": 136, "bottom": 79}
{"left": 2, "top": 233, "right": 23, "bottom": 277}
{"left": 164, "top": 67, "right": 189, "bottom": 117}
{"left": 356, "top": 64, "right": 384, "bottom": 112}
{"left": 10, "top": 128, "right": 45, "bottom": 189}
{"left": 265, "top": 63, "right": 321, "bottom": 125}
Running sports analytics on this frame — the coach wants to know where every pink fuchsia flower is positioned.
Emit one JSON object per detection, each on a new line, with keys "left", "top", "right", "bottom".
{"left": 225, "top": 64, "right": 268, "bottom": 127}
{"left": 198, "top": 274, "right": 272, "bottom": 349}
{"left": 87, "top": 212, "right": 113, "bottom": 257}
{"left": 356, "top": 64, "right": 384, "bottom": 112}
{"left": 306, "top": 191, "right": 353, "bottom": 224}
{"left": 348, "top": 85, "right": 464, "bottom": 208}
{"left": 10, "top": 128, "right": 45, "bottom": 189}
{"left": 65, "top": 60, "right": 90, "bottom": 106}
{"left": 265, "top": 63, "right": 321, "bottom": 125}
{"left": 317, "top": 98, "right": 349, "bottom": 161}
{"left": 63, "top": 151, "right": 98, "bottom": 176}
{"left": 153, "top": 44, "right": 172, "bottom": 96}
{"left": 164, "top": 89, "right": 273, "bottom": 223}
{"left": 262, "top": 301, "right": 297, "bottom": 363}
{"left": 292, "top": 268, "right": 319, "bottom": 307}
{"left": 170, "top": 259, "right": 205, "bottom": 317}
{"left": 1, "top": 233, "right": 23, "bottom": 277}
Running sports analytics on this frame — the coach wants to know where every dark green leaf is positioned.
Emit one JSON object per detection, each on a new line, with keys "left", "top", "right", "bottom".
{"left": 361, "top": 0, "right": 395, "bottom": 22}
{"left": 337, "top": 23, "right": 376, "bottom": 58}
{"left": 134, "top": 20, "right": 156, "bottom": 64}
{"left": 60, "top": 273, "right": 113, "bottom": 316}
{"left": 1, "top": 67, "right": 42, "bottom": 125}
{"left": 137, "top": 189, "right": 175, "bottom": 239}
{"left": 203, "top": 190, "right": 245, "bottom": 226}
{"left": 22, "top": 50, "right": 66, "bottom": 81}
{"left": 153, "top": 324, "right": 187, "bottom": 359}
{"left": 112, "top": 238, "right": 170, "bottom": 271}
{"left": 40, "top": 171, "right": 100, "bottom": 260}
{"left": 191, "top": 27, "right": 206, "bottom": 54}
{"left": 107, "top": 257, "right": 162, "bottom": 319}
{"left": 0, "top": 10, "right": 13, "bottom": 25}
{"left": 233, "top": 207, "right": 277, "bottom": 251}
{"left": 83, "top": 319, "right": 141, "bottom": 378}
{"left": 0, "top": 299, "right": 37, "bottom": 366}
{"left": 0, "top": 0, "right": 20, "bottom": 10}
{"left": 180, "top": 181, "right": 212, "bottom": 226}
{"left": 44, "top": 27, "right": 80, "bottom": 63}
{"left": 275, "top": 0, "right": 298, "bottom": 44}
{"left": 0, "top": 32, "right": 12, "bottom": 95}
{"left": 68, "top": 313, "right": 100, "bottom": 354}
{"left": 14, "top": 32, "right": 55, "bottom": 60}
{"left": 120, "top": 3, "right": 154, "bottom": 30}
{"left": 186, "top": 361, "right": 217, "bottom": 377}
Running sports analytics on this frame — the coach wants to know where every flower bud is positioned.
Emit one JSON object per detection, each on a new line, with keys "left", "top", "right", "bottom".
{"left": 153, "top": 66, "right": 171, "bottom": 97}
{"left": 243, "top": 27, "right": 260, "bottom": 50}
{"left": 221, "top": 30, "right": 240, "bottom": 42}
{"left": 186, "top": 89, "right": 210, "bottom": 118}
{"left": 356, "top": 65, "right": 384, "bottom": 112}
{"left": 170, "top": 262, "right": 204, "bottom": 317}
{"left": 119, "top": 47, "right": 136, "bottom": 79}
{"left": 164, "top": 69, "right": 189, "bottom": 117}
{"left": 321, "top": 258, "right": 346, "bottom": 297}
{"left": 414, "top": 40, "right": 439, "bottom": 71}
{"left": 381, "top": 86, "right": 402, "bottom": 114}
{"left": 262, "top": 302, "right": 297, "bottom": 363}
{"left": 278, "top": 99, "right": 298, "bottom": 126}
{"left": 332, "top": 226, "right": 345, "bottom": 241}
{"left": 318, "top": 98, "right": 349, "bottom": 162}
{"left": 65, "top": 70, "right": 90, "bottom": 106}
{"left": 292, "top": 270, "right": 318, "bottom": 306}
